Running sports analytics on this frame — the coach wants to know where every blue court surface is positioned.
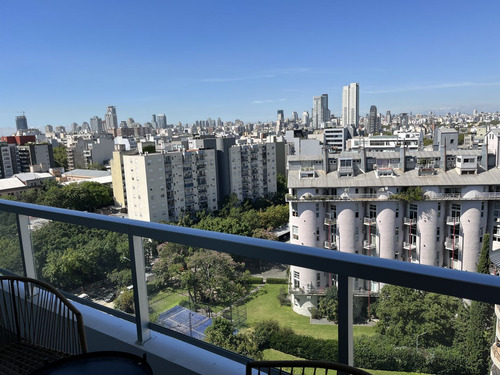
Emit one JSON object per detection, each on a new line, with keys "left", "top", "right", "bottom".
{"left": 158, "top": 305, "right": 213, "bottom": 340}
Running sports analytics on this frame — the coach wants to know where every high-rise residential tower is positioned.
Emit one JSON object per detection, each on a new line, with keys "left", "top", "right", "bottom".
{"left": 312, "top": 94, "right": 329, "bottom": 129}
{"left": 157, "top": 114, "right": 167, "bottom": 129}
{"left": 342, "top": 83, "right": 359, "bottom": 128}
{"left": 90, "top": 116, "right": 103, "bottom": 132}
{"left": 302, "top": 111, "right": 310, "bottom": 127}
{"left": 15, "top": 115, "right": 28, "bottom": 131}
{"left": 105, "top": 106, "right": 118, "bottom": 130}
{"left": 367, "top": 105, "right": 378, "bottom": 134}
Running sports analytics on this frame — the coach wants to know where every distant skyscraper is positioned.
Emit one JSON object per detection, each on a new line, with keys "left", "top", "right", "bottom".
{"left": 16, "top": 115, "right": 28, "bottom": 131}
{"left": 90, "top": 116, "right": 103, "bottom": 132}
{"left": 105, "top": 106, "right": 118, "bottom": 130}
{"left": 386, "top": 110, "right": 391, "bottom": 124}
{"left": 400, "top": 113, "right": 409, "bottom": 129}
{"left": 312, "top": 94, "right": 329, "bottom": 129}
{"left": 277, "top": 110, "right": 284, "bottom": 122}
{"left": 157, "top": 114, "right": 167, "bottom": 129}
{"left": 367, "top": 105, "right": 378, "bottom": 134}
{"left": 292, "top": 111, "right": 298, "bottom": 122}
{"left": 302, "top": 111, "right": 310, "bottom": 127}
{"left": 342, "top": 83, "right": 359, "bottom": 128}
{"left": 45, "top": 125, "right": 53, "bottom": 133}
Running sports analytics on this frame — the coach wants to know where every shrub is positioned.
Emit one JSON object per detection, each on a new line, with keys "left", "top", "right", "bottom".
{"left": 277, "top": 287, "right": 291, "bottom": 306}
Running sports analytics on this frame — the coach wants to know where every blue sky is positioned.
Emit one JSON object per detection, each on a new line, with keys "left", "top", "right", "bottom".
{"left": 1, "top": 0, "right": 499, "bottom": 134}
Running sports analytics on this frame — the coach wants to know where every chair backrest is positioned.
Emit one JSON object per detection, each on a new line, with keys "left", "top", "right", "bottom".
{"left": 0, "top": 275, "right": 87, "bottom": 355}
{"left": 246, "top": 360, "right": 373, "bottom": 375}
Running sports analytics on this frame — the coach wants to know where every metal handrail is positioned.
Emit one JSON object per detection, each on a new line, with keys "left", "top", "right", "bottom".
{"left": 2, "top": 199, "right": 500, "bottom": 367}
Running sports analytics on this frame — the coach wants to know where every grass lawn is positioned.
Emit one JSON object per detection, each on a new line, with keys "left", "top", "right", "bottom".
{"left": 262, "top": 349, "right": 430, "bottom": 375}
{"left": 244, "top": 284, "right": 376, "bottom": 340}
{"left": 149, "top": 288, "right": 189, "bottom": 320}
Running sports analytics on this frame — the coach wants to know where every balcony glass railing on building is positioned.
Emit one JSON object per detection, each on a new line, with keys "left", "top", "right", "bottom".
{"left": 1, "top": 199, "right": 500, "bottom": 375}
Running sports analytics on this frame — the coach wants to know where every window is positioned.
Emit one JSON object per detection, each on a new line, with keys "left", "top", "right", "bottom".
{"left": 410, "top": 204, "right": 418, "bottom": 219}
{"left": 292, "top": 225, "right": 299, "bottom": 240}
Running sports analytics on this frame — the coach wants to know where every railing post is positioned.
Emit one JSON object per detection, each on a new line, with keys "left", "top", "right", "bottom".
{"left": 338, "top": 275, "right": 353, "bottom": 367}
{"left": 129, "top": 235, "right": 151, "bottom": 344}
{"left": 17, "top": 214, "right": 36, "bottom": 278}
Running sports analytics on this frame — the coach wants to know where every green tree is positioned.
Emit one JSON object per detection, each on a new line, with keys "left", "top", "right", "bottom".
{"left": 459, "top": 233, "right": 494, "bottom": 375}
{"left": 53, "top": 145, "right": 68, "bottom": 169}
{"left": 376, "top": 285, "right": 460, "bottom": 347}
{"left": 153, "top": 242, "right": 191, "bottom": 286}
{"left": 258, "top": 204, "right": 288, "bottom": 230}
{"left": 181, "top": 249, "right": 248, "bottom": 306}
{"left": 205, "top": 318, "right": 262, "bottom": 359}
{"left": 318, "top": 285, "right": 339, "bottom": 322}
{"left": 114, "top": 289, "right": 135, "bottom": 314}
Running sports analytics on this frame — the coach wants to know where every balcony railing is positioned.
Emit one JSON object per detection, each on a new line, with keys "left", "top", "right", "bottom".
{"left": 403, "top": 217, "right": 416, "bottom": 226}
{"left": 445, "top": 237, "right": 459, "bottom": 250}
{"left": 363, "top": 240, "right": 376, "bottom": 250}
{"left": 446, "top": 216, "right": 460, "bottom": 225}
{"left": 403, "top": 241, "right": 416, "bottom": 251}
{"left": 363, "top": 217, "right": 376, "bottom": 226}
{"left": 324, "top": 240, "right": 337, "bottom": 250}
{"left": 1, "top": 199, "right": 500, "bottom": 373}
{"left": 324, "top": 217, "right": 337, "bottom": 226}
{"left": 285, "top": 192, "right": 500, "bottom": 203}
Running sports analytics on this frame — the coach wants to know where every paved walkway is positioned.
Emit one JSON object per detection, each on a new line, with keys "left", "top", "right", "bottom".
{"left": 251, "top": 266, "right": 287, "bottom": 280}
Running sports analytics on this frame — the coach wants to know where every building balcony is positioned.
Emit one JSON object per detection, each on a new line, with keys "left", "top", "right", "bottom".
{"left": 446, "top": 216, "right": 460, "bottom": 225}
{"left": 363, "top": 240, "right": 376, "bottom": 250}
{"left": 403, "top": 217, "right": 417, "bottom": 226}
{"left": 324, "top": 240, "right": 337, "bottom": 250}
{"left": 363, "top": 217, "right": 376, "bottom": 226}
{"left": 1, "top": 199, "right": 500, "bottom": 374}
{"left": 324, "top": 217, "right": 336, "bottom": 226}
{"left": 444, "top": 237, "right": 459, "bottom": 250}
{"left": 403, "top": 242, "right": 416, "bottom": 251}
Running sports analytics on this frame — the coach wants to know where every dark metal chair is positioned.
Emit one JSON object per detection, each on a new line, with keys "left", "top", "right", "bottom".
{"left": 246, "top": 360, "right": 373, "bottom": 375}
{"left": 0, "top": 275, "right": 87, "bottom": 374}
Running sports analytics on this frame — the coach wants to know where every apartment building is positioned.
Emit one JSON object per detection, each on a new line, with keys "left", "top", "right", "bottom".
{"left": 347, "top": 132, "right": 423, "bottom": 152}
{"left": 66, "top": 134, "right": 114, "bottom": 170}
{"left": 121, "top": 148, "right": 218, "bottom": 222}
{"left": 229, "top": 143, "right": 277, "bottom": 201}
{"left": 17, "top": 143, "right": 54, "bottom": 172}
{"left": 287, "top": 133, "right": 500, "bottom": 316}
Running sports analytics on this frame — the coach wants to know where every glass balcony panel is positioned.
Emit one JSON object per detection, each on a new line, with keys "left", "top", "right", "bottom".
{"left": 0, "top": 209, "right": 23, "bottom": 275}
{"left": 28, "top": 217, "right": 134, "bottom": 316}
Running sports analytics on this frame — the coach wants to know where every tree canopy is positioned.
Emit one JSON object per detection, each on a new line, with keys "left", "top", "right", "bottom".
{"left": 375, "top": 285, "right": 461, "bottom": 347}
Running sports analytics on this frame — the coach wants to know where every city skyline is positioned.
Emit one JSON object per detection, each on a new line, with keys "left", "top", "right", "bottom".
{"left": 1, "top": 0, "right": 500, "bottom": 134}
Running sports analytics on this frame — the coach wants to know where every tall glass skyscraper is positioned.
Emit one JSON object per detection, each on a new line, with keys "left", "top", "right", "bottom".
{"left": 15, "top": 115, "right": 28, "bottom": 130}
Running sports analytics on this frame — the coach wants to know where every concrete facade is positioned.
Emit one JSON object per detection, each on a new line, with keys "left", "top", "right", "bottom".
{"left": 287, "top": 143, "right": 500, "bottom": 316}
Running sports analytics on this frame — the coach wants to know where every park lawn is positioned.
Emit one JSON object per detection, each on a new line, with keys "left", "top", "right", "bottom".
{"left": 262, "top": 349, "right": 430, "bottom": 375}
{"left": 245, "top": 284, "right": 376, "bottom": 340}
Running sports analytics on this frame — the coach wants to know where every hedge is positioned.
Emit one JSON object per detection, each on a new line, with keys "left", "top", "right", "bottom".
{"left": 265, "top": 278, "right": 287, "bottom": 284}
{"left": 254, "top": 320, "right": 338, "bottom": 362}
{"left": 247, "top": 276, "right": 264, "bottom": 284}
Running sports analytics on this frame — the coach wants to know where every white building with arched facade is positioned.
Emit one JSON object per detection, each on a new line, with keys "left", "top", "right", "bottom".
{"left": 287, "top": 134, "right": 500, "bottom": 316}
